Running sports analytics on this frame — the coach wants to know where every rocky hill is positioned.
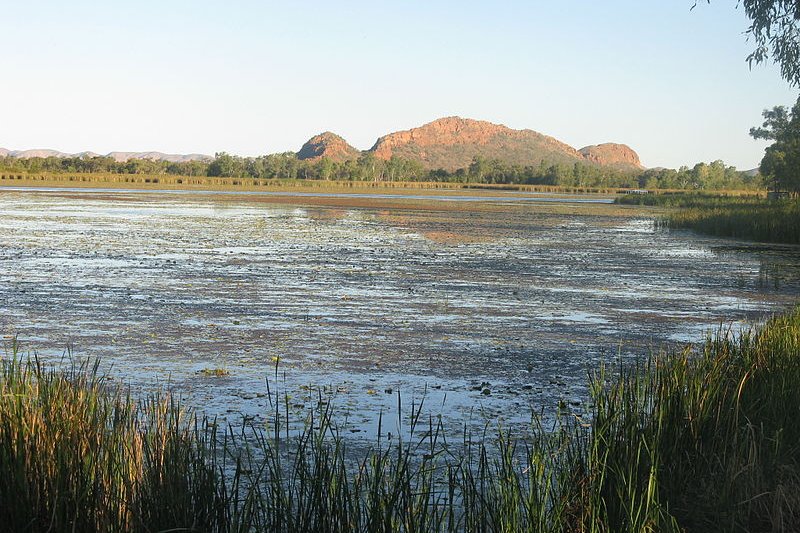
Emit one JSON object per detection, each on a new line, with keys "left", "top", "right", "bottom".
{"left": 368, "top": 117, "right": 587, "bottom": 171}
{"left": 3, "top": 117, "right": 643, "bottom": 171}
{"left": 578, "top": 143, "right": 643, "bottom": 169}
{"left": 296, "top": 132, "right": 360, "bottom": 162}
{"left": 295, "top": 117, "right": 643, "bottom": 171}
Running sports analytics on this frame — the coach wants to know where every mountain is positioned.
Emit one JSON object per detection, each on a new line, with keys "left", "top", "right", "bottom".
{"left": 4, "top": 117, "right": 643, "bottom": 171}
{"left": 0, "top": 148, "right": 211, "bottom": 163}
{"left": 105, "top": 152, "right": 211, "bottom": 163}
{"left": 295, "top": 117, "right": 643, "bottom": 171}
{"left": 578, "top": 143, "right": 643, "bottom": 169}
{"left": 297, "top": 132, "right": 360, "bottom": 162}
{"left": 9, "top": 149, "right": 72, "bottom": 159}
{"left": 368, "top": 117, "right": 587, "bottom": 171}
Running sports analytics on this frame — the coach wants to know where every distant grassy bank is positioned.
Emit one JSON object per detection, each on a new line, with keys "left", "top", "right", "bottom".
{"left": 3, "top": 306, "right": 800, "bottom": 532}
{"left": 0, "top": 171, "right": 680, "bottom": 196}
{"left": 617, "top": 192, "right": 800, "bottom": 245}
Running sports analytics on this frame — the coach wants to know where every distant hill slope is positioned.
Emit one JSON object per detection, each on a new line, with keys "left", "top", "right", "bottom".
{"left": 6, "top": 149, "right": 71, "bottom": 159}
{"left": 297, "top": 132, "right": 360, "bottom": 162}
{"left": 0, "top": 148, "right": 211, "bottom": 163}
{"left": 105, "top": 152, "right": 211, "bottom": 163}
{"left": 295, "top": 117, "right": 643, "bottom": 171}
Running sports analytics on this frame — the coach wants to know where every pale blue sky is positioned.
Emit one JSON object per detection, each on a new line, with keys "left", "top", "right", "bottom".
{"left": 1, "top": 1, "right": 796, "bottom": 169}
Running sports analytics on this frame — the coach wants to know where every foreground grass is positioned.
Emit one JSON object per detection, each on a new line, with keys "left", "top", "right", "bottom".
{"left": 617, "top": 192, "right": 800, "bottom": 244}
{"left": 3, "top": 309, "right": 800, "bottom": 531}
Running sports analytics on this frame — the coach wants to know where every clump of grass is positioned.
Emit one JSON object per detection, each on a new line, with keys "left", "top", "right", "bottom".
{"left": 667, "top": 199, "right": 800, "bottom": 244}
{"left": 576, "top": 311, "right": 800, "bottom": 531}
{"left": 0, "top": 345, "right": 229, "bottom": 532}
{"left": 200, "top": 366, "right": 231, "bottom": 377}
{"left": 4, "top": 307, "right": 800, "bottom": 531}
{"left": 615, "top": 191, "right": 765, "bottom": 208}
{"left": 617, "top": 192, "right": 800, "bottom": 244}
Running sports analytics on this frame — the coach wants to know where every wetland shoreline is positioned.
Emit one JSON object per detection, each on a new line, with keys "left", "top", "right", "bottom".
{"left": 2, "top": 186, "right": 800, "bottom": 530}
{"left": 3, "top": 305, "right": 799, "bottom": 532}
{"left": 2, "top": 189, "right": 798, "bottom": 439}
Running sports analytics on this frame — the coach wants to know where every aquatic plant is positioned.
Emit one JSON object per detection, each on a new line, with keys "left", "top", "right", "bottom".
{"left": 0, "top": 347, "right": 227, "bottom": 532}
{"left": 617, "top": 192, "right": 800, "bottom": 244}
{"left": 3, "top": 307, "right": 800, "bottom": 531}
{"left": 200, "top": 366, "right": 231, "bottom": 377}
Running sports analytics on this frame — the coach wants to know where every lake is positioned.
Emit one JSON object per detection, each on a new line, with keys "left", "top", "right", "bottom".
{"left": 2, "top": 188, "right": 799, "bottom": 439}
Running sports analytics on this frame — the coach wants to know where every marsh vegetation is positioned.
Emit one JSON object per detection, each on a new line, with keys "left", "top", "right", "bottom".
{"left": 2, "top": 190, "right": 800, "bottom": 531}
{"left": 618, "top": 192, "right": 800, "bottom": 245}
{"left": 4, "top": 306, "right": 800, "bottom": 532}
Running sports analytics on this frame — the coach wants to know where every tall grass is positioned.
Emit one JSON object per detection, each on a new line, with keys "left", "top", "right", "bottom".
{"left": 0, "top": 172, "right": 624, "bottom": 195}
{"left": 615, "top": 191, "right": 764, "bottom": 208}
{"left": 617, "top": 192, "right": 800, "bottom": 244}
{"left": 3, "top": 308, "right": 800, "bottom": 531}
{"left": 0, "top": 348, "right": 229, "bottom": 532}
{"left": 667, "top": 199, "right": 800, "bottom": 244}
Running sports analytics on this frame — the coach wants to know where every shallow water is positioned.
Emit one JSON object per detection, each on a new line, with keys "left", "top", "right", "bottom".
{"left": 2, "top": 190, "right": 799, "bottom": 440}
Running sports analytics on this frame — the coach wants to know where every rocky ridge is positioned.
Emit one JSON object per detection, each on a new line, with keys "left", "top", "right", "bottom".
{"left": 296, "top": 117, "right": 643, "bottom": 171}
{"left": 1, "top": 117, "right": 644, "bottom": 170}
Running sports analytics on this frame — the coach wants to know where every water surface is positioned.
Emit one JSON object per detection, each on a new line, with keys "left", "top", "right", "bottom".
{"left": 2, "top": 190, "right": 799, "bottom": 438}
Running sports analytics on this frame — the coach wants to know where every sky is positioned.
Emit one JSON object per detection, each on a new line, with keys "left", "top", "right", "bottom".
{"left": 1, "top": 1, "right": 797, "bottom": 169}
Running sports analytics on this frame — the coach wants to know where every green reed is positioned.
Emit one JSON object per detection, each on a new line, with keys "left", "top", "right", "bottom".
{"left": 617, "top": 192, "right": 800, "bottom": 244}
{"left": 3, "top": 307, "right": 800, "bottom": 531}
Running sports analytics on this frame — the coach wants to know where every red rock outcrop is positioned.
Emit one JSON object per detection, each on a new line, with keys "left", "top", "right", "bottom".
{"left": 578, "top": 143, "right": 643, "bottom": 169}
{"left": 297, "top": 132, "right": 360, "bottom": 162}
{"left": 368, "top": 117, "right": 585, "bottom": 171}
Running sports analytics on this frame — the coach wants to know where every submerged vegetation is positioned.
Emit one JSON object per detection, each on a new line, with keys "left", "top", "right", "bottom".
{"left": 617, "top": 192, "right": 800, "bottom": 244}
{"left": 3, "top": 306, "right": 800, "bottom": 532}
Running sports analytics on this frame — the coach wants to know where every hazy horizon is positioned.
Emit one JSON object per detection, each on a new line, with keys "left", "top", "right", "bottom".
{"left": 2, "top": 1, "right": 797, "bottom": 169}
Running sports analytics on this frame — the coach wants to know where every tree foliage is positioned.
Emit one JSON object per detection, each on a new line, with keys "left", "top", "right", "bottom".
{"left": 741, "top": 0, "right": 800, "bottom": 86}
{"left": 751, "top": 95, "right": 800, "bottom": 193}
{"left": 0, "top": 151, "right": 762, "bottom": 191}
{"left": 700, "top": 0, "right": 800, "bottom": 86}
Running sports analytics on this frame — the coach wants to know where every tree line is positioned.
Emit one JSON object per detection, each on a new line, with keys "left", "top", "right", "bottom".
{"left": 0, "top": 151, "right": 763, "bottom": 191}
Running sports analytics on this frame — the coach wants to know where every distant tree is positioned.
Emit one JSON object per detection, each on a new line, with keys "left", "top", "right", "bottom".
{"left": 750, "top": 95, "right": 800, "bottom": 194}
{"left": 123, "top": 158, "right": 163, "bottom": 175}
{"left": 468, "top": 156, "right": 488, "bottom": 182}
{"left": 208, "top": 152, "right": 245, "bottom": 178}
{"left": 169, "top": 160, "right": 208, "bottom": 177}
{"left": 316, "top": 157, "right": 334, "bottom": 180}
